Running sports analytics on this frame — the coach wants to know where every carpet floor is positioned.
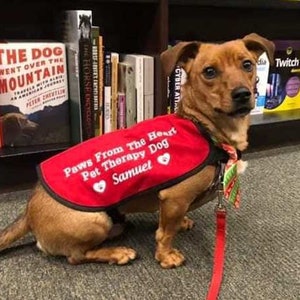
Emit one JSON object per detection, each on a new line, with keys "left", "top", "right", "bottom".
{"left": 0, "top": 144, "right": 299, "bottom": 300}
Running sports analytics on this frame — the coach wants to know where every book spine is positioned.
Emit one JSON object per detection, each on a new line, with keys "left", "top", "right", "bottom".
{"left": 98, "top": 35, "right": 104, "bottom": 135}
{"left": 61, "top": 12, "right": 81, "bottom": 144}
{"left": 118, "top": 62, "right": 136, "bottom": 128}
{"left": 104, "top": 52, "right": 112, "bottom": 133}
{"left": 166, "top": 45, "right": 172, "bottom": 114}
{"left": 143, "top": 55, "right": 154, "bottom": 120}
{"left": 92, "top": 26, "right": 100, "bottom": 136}
{"left": 135, "top": 55, "right": 144, "bottom": 123}
{"left": 61, "top": 10, "right": 94, "bottom": 144}
{"left": 167, "top": 72, "right": 171, "bottom": 114}
{"left": 117, "top": 92, "right": 126, "bottom": 129}
{"left": 169, "top": 65, "right": 182, "bottom": 113}
{"left": 79, "top": 37, "right": 94, "bottom": 140}
{"left": 111, "top": 52, "right": 119, "bottom": 131}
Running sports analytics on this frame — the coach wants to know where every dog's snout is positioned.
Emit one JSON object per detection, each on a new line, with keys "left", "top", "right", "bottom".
{"left": 231, "top": 87, "right": 251, "bottom": 103}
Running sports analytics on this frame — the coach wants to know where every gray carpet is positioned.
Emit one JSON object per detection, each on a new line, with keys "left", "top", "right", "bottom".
{"left": 0, "top": 144, "right": 299, "bottom": 300}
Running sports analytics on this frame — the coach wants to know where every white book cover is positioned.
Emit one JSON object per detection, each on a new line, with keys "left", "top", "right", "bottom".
{"left": 0, "top": 41, "right": 70, "bottom": 147}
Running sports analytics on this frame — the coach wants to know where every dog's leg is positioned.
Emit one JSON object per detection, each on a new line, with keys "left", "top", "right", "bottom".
{"left": 155, "top": 166, "right": 216, "bottom": 268}
{"left": 27, "top": 185, "right": 137, "bottom": 266}
{"left": 155, "top": 192, "right": 190, "bottom": 268}
{"left": 69, "top": 247, "right": 137, "bottom": 265}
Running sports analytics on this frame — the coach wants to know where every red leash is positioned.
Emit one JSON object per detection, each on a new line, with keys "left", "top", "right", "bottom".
{"left": 206, "top": 206, "right": 227, "bottom": 300}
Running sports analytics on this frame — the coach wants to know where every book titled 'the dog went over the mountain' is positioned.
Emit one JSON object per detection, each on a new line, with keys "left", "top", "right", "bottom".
{"left": 0, "top": 41, "right": 70, "bottom": 149}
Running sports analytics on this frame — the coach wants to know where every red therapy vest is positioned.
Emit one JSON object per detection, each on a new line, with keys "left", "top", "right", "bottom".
{"left": 38, "top": 114, "right": 225, "bottom": 211}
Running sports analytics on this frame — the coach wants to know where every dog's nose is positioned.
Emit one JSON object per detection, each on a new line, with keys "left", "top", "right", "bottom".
{"left": 231, "top": 87, "right": 251, "bottom": 103}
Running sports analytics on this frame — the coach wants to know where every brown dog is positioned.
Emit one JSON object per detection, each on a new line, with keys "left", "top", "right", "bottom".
{"left": 0, "top": 33, "right": 274, "bottom": 269}
{"left": 0, "top": 112, "right": 38, "bottom": 146}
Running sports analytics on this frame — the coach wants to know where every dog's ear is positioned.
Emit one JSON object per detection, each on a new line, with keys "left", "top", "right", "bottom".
{"left": 242, "top": 33, "right": 275, "bottom": 65}
{"left": 160, "top": 41, "right": 200, "bottom": 76}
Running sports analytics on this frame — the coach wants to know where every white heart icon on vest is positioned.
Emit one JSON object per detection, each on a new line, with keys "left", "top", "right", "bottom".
{"left": 93, "top": 180, "right": 106, "bottom": 193}
{"left": 157, "top": 153, "right": 170, "bottom": 165}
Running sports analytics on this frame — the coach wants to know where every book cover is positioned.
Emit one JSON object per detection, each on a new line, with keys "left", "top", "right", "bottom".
{"left": 264, "top": 40, "right": 300, "bottom": 112}
{"left": 61, "top": 10, "right": 94, "bottom": 143}
{"left": 0, "top": 41, "right": 70, "bottom": 148}
{"left": 118, "top": 61, "right": 136, "bottom": 128}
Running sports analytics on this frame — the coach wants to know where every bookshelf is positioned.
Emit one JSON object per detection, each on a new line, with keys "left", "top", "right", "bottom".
{"left": 0, "top": 0, "right": 299, "bottom": 190}
{"left": 168, "top": 0, "right": 300, "bottom": 150}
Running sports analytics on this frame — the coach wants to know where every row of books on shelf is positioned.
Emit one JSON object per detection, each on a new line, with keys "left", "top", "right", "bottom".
{"left": 0, "top": 10, "right": 154, "bottom": 151}
{"left": 1, "top": 8, "right": 300, "bottom": 152}
{"left": 168, "top": 40, "right": 300, "bottom": 116}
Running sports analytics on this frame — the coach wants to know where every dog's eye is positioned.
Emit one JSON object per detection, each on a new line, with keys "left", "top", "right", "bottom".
{"left": 242, "top": 60, "right": 253, "bottom": 72}
{"left": 203, "top": 67, "right": 217, "bottom": 79}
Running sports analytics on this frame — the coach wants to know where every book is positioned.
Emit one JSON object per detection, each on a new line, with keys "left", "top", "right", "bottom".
{"left": 167, "top": 41, "right": 187, "bottom": 114}
{"left": 121, "top": 54, "right": 144, "bottom": 123}
{"left": 168, "top": 65, "right": 183, "bottom": 114}
{"left": 141, "top": 55, "right": 154, "bottom": 120}
{"left": 91, "top": 26, "right": 100, "bottom": 135}
{"left": 118, "top": 61, "right": 136, "bottom": 128}
{"left": 98, "top": 35, "right": 104, "bottom": 135}
{"left": 264, "top": 40, "right": 300, "bottom": 112}
{"left": 0, "top": 41, "right": 70, "bottom": 148}
{"left": 103, "top": 51, "right": 112, "bottom": 133}
{"left": 117, "top": 92, "right": 126, "bottom": 129}
{"left": 60, "top": 10, "right": 94, "bottom": 143}
{"left": 251, "top": 52, "right": 270, "bottom": 115}
{"left": 110, "top": 52, "right": 119, "bottom": 131}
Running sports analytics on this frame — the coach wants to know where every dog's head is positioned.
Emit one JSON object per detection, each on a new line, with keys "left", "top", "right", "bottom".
{"left": 161, "top": 33, "right": 275, "bottom": 119}
{"left": 161, "top": 33, "right": 274, "bottom": 150}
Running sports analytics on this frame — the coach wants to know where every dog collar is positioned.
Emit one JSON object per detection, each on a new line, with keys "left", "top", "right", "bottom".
{"left": 192, "top": 123, "right": 242, "bottom": 208}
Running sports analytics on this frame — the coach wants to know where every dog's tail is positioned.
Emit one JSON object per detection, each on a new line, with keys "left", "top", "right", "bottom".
{"left": 0, "top": 212, "right": 30, "bottom": 252}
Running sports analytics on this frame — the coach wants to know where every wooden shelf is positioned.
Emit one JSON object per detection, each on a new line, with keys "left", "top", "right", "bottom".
{"left": 0, "top": 143, "right": 70, "bottom": 158}
{"left": 251, "top": 109, "right": 300, "bottom": 125}
{"left": 248, "top": 118, "right": 300, "bottom": 150}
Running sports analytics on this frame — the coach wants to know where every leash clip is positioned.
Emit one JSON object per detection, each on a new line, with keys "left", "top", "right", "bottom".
{"left": 215, "top": 183, "right": 226, "bottom": 213}
{"left": 215, "top": 164, "right": 226, "bottom": 214}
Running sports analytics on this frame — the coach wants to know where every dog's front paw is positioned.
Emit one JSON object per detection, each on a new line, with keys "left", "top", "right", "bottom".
{"left": 108, "top": 247, "right": 137, "bottom": 265}
{"left": 155, "top": 248, "right": 185, "bottom": 268}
